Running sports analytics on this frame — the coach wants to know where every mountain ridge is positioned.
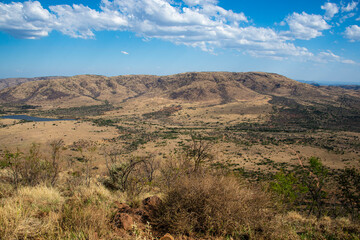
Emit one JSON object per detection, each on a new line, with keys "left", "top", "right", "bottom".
{"left": 0, "top": 72, "right": 359, "bottom": 110}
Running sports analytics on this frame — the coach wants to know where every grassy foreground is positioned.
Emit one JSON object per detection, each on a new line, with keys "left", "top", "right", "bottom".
{"left": 0, "top": 140, "right": 359, "bottom": 240}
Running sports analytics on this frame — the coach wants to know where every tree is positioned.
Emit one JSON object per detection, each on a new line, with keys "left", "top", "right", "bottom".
{"left": 185, "top": 134, "right": 213, "bottom": 172}
{"left": 296, "top": 156, "right": 328, "bottom": 218}
{"left": 270, "top": 169, "right": 307, "bottom": 210}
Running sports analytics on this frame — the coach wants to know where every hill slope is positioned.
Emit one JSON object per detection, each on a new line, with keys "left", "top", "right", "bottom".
{"left": 1, "top": 72, "right": 360, "bottom": 131}
{"left": 0, "top": 72, "right": 355, "bottom": 106}
{"left": 0, "top": 76, "right": 65, "bottom": 91}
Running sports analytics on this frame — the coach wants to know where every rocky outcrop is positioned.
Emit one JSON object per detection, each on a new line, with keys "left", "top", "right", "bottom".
{"left": 112, "top": 196, "right": 162, "bottom": 232}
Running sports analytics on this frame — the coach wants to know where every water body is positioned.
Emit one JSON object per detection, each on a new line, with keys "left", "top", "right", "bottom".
{"left": 1, "top": 115, "right": 74, "bottom": 122}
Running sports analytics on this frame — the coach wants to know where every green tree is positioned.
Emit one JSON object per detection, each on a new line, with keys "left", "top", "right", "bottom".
{"left": 270, "top": 169, "right": 307, "bottom": 210}
{"left": 297, "top": 156, "right": 328, "bottom": 218}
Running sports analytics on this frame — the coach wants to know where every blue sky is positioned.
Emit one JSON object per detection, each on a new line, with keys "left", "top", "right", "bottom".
{"left": 0, "top": 0, "right": 360, "bottom": 84}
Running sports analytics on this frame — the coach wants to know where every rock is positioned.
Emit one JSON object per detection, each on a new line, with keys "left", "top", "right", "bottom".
{"left": 142, "top": 196, "right": 162, "bottom": 211}
{"left": 113, "top": 213, "right": 134, "bottom": 231}
{"left": 142, "top": 196, "right": 162, "bottom": 222}
{"left": 114, "top": 202, "right": 131, "bottom": 213}
{"left": 160, "top": 233, "right": 174, "bottom": 240}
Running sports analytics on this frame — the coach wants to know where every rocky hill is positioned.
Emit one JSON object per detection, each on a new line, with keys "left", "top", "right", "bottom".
{"left": 0, "top": 76, "right": 65, "bottom": 91}
{"left": 1, "top": 72, "right": 357, "bottom": 107}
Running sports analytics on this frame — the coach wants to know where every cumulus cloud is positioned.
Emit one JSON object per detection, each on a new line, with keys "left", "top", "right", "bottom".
{"left": 282, "top": 12, "right": 331, "bottom": 40}
{"left": 121, "top": 50, "right": 129, "bottom": 54}
{"left": 321, "top": 2, "right": 339, "bottom": 20}
{"left": 0, "top": 0, "right": 355, "bottom": 63}
{"left": 0, "top": 1, "right": 54, "bottom": 39}
{"left": 49, "top": 4, "right": 127, "bottom": 38}
{"left": 341, "top": 1, "right": 358, "bottom": 12}
{"left": 99, "top": 0, "right": 310, "bottom": 58}
{"left": 0, "top": 0, "right": 128, "bottom": 39}
{"left": 344, "top": 25, "right": 360, "bottom": 41}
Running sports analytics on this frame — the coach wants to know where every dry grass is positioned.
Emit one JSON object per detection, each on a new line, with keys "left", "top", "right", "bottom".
{"left": 0, "top": 185, "right": 64, "bottom": 239}
{"left": 266, "top": 211, "right": 360, "bottom": 240}
{"left": 0, "top": 183, "right": 122, "bottom": 240}
{"left": 0, "top": 119, "right": 118, "bottom": 148}
{"left": 59, "top": 182, "right": 120, "bottom": 239}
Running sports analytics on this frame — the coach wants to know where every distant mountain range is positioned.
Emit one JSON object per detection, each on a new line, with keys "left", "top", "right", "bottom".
{"left": 1, "top": 72, "right": 359, "bottom": 131}
{"left": 1, "top": 75, "right": 359, "bottom": 92}
{"left": 297, "top": 80, "right": 360, "bottom": 89}
{"left": 0, "top": 72, "right": 359, "bottom": 107}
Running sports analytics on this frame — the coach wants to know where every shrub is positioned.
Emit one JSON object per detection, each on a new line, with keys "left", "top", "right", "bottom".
{"left": 270, "top": 169, "right": 307, "bottom": 210}
{"left": 103, "top": 150, "right": 159, "bottom": 198}
{"left": 1, "top": 143, "right": 60, "bottom": 188}
{"left": 337, "top": 167, "right": 360, "bottom": 220}
{"left": 153, "top": 173, "right": 274, "bottom": 238}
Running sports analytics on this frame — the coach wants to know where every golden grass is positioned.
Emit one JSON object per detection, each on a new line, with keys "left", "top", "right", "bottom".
{"left": 0, "top": 183, "right": 123, "bottom": 240}
{"left": 0, "top": 185, "right": 64, "bottom": 239}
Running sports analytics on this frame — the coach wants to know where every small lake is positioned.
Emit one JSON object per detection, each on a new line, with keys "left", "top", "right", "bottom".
{"left": 0, "top": 115, "right": 74, "bottom": 122}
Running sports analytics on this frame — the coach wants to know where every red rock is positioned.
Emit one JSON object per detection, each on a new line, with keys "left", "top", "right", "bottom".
{"left": 114, "top": 202, "right": 131, "bottom": 213}
{"left": 160, "top": 233, "right": 174, "bottom": 240}
{"left": 114, "top": 213, "right": 134, "bottom": 231}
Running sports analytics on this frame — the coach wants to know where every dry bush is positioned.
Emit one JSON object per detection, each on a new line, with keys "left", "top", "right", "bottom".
{"left": 103, "top": 152, "right": 160, "bottom": 199}
{"left": 0, "top": 185, "right": 64, "bottom": 239}
{"left": 1, "top": 143, "right": 61, "bottom": 188}
{"left": 153, "top": 173, "right": 274, "bottom": 238}
{"left": 158, "top": 152, "right": 193, "bottom": 190}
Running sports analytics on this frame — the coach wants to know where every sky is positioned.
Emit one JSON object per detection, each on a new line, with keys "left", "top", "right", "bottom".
{"left": 0, "top": 0, "right": 360, "bottom": 84}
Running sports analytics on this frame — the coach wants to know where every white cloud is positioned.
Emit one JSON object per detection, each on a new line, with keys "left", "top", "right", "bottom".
{"left": 0, "top": 0, "right": 355, "bottom": 63}
{"left": 344, "top": 25, "right": 360, "bottom": 41}
{"left": 182, "top": 0, "right": 218, "bottom": 6}
{"left": 0, "top": 1, "right": 54, "bottom": 39}
{"left": 49, "top": 4, "right": 128, "bottom": 39}
{"left": 315, "top": 50, "right": 356, "bottom": 64}
{"left": 357, "top": 17, "right": 360, "bottom": 21}
{"left": 0, "top": 1, "right": 128, "bottom": 39}
{"left": 282, "top": 12, "right": 331, "bottom": 40}
{"left": 341, "top": 1, "right": 358, "bottom": 12}
{"left": 121, "top": 51, "right": 129, "bottom": 54}
{"left": 321, "top": 2, "right": 339, "bottom": 20}
{"left": 340, "top": 12, "right": 356, "bottom": 23}
{"left": 341, "top": 59, "right": 357, "bottom": 64}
